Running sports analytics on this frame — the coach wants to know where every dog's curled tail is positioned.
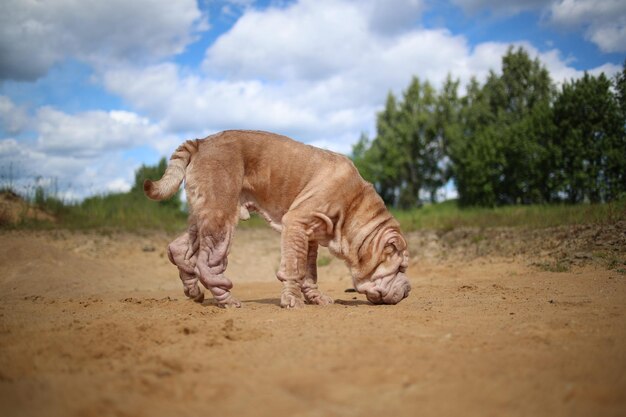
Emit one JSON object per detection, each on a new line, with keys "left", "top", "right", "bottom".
{"left": 143, "top": 139, "right": 200, "bottom": 201}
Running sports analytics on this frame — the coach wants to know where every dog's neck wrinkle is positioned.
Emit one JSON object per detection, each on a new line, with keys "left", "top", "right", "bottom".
{"left": 331, "top": 183, "right": 368, "bottom": 261}
{"left": 338, "top": 184, "right": 393, "bottom": 271}
{"left": 353, "top": 219, "right": 395, "bottom": 281}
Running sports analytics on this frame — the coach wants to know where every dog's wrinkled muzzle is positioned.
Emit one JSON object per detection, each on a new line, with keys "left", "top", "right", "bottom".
{"left": 365, "top": 272, "right": 411, "bottom": 305}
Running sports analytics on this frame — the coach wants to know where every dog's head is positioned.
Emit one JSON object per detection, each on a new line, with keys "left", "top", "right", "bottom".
{"left": 352, "top": 225, "right": 411, "bottom": 305}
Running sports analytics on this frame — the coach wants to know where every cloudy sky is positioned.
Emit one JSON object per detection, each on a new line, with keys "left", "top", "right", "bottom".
{"left": 0, "top": 0, "right": 624, "bottom": 200}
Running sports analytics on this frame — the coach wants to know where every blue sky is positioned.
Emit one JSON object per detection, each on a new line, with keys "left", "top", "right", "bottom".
{"left": 0, "top": 0, "right": 624, "bottom": 200}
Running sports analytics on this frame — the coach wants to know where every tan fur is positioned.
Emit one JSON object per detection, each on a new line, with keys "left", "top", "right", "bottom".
{"left": 147, "top": 130, "right": 410, "bottom": 308}
{"left": 144, "top": 139, "right": 199, "bottom": 200}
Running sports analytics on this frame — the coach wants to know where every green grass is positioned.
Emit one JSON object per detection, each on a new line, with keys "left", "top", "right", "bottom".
{"left": 237, "top": 213, "right": 271, "bottom": 229}
{"left": 317, "top": 255, "right": 332, "bottom": 267}
{"left": 2, "top": 191, "right": 188, "bottom": 232}
{"left": 532, "top": 259, "right": 572, "bottom": 273}
{"left": 2, "top": 188, "right": 276, "bottom": 232}
{"left": 4, "top": 187, "right": 625, "bottom": 233}
{"left": 392, "top": 199, "right": 626, "bottom": 232}
{"left": 62, "top": 193, "right": 189, "bottom": 232}
{"left": 593, "top": 250, "right": 625, "bottom": 270}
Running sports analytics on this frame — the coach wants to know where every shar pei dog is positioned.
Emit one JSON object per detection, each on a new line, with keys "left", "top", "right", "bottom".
{"left": 144, "top": 130, "right": 410, "bottom": 308}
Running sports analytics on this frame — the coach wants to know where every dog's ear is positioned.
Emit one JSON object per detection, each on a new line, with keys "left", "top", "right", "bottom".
{"left": 385, "top": 231, "right": 406, "bottom": 253}
{"left": 389, "top": 236, "right": 403, "bottom": 251}
{"left": 312, "top": 212, "right": 334, "bottom": 235}
{"left": 383, "top": 231, "right": 408, "bottom": 268}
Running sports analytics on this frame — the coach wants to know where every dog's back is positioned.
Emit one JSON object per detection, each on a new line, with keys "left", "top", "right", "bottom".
{"left": 187, "top": 131, "right": 361, "bottom": 220}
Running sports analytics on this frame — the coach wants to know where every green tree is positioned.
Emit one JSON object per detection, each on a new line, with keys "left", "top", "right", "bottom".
{"left": 447, "top": 77, "right": 502, "bottom": 206}
{"left": 353, "top": 79, "right": 446, "bottom": 208}
{"left": 354, "top": 46, "right": 625, "bottom": 208}
{"left": 373, "top": 92, "right": 404, "bottom": 205}
{"left": 448, "top": 47, "right": 555, "bottom": 206}
{"left": 614, "top": 60, "right": 626, "bottom": 118}
{"left": 395, "top": 77, "right": 443, "bottom": 207}
{"left": 353, "top": 92, "right": 402, "bottom": 205}
{"left": 612, "top": 61, "right": 626, "bottom": 200}
{"left": 553, "top": 72, "right": 625, "bottom": 202}
{"left": 487, "top": 47, "right": 554, "bottom": 204}
{"left": 435, "top": 75, "right": 461, "bottom": 163}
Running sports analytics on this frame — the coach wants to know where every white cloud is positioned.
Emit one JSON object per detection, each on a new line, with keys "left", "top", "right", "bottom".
{"left": 203, "top": 0, "right": 368, "bottom": 81}
{"left": 0, "top": 134, "right": 145, "bottom": 200}
{"left": 0, "top": 138, "right": 23, "bottom": 160}
{"left": 105, "top": 1, "right": 478, "bottom": 148}
{"left": 452, "top": 0, "right": 551, "bottom": 15}
{"left": 549, "top": 0, "right": 626, "bottom": 53}
{"left": 530, "top": 47, "right": 621, "bottom": 82}
{"left": 0, "top": 137, "right": 87, "bottom": 195}
{"left": 106, "top": 178, "right": 133, "bottom": 193}
{"left": 453, "top": 0, "right": 626, "bottom": 53}
{"left": 363, "top": 0, "right": 425, "bottom": 35}
{"left": 204, "top": 0, "right": 426, "bottom": 81}
{"left": 549, "top": 0, "right": 625, "bottom": 27}
{"left": 0, "top": 104, "right": 182, "bottom": 199}
{"left": 0, "top": 0, "right": 207, "bottom": 81}
{"left": 471, "top": 42, "right": 621, "bottom": 83}
{"left": 1, "top": 0, "right": 621, "bottom": 200}
{"left": 0, "top": 96, "right": 29, "bottom": 135}
{"left": 588, "top": 25, "right": 626, "bottom": 53}
{"left": 35, "top": 107, "right": 173, "bottom": 158}
{"left": 103, "top": 0, "right": 619, "bottom": 155}
{"left": 103, "top": 64, "right": 325, "bottom": 140}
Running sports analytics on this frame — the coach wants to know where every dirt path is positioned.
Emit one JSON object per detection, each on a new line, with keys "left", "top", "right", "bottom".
{"left": 0, "top": 227, "right": 625, "bottom": 417}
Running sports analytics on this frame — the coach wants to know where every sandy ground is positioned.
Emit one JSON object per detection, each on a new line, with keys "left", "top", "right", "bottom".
{"left": 0, "top": 226, "right": 625, "bottom": 417}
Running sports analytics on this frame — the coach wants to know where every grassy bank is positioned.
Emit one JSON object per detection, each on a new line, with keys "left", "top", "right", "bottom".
{"left": 61, "top": 193, "right": 189, "bottom": 231}
{"left": 3, "top": 188, "right": 624, "bottom": 233}
{"left": 1, "top": 189, "right": 269, "bottom": 232}
{"left": 1, "top": 191, "right": 187, "bottom": 232}
{"left": 393, "top": 199, "right": 626, "bottom": 232}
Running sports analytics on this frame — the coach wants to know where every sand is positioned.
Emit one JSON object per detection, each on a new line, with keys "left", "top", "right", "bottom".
{"left": 0, "top": 226, "right": 625, "bottom": 417}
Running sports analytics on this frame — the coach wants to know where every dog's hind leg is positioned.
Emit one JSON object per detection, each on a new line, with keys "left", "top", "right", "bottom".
{"left": 167, "top": 229, "right": 204, "bottom": 303}
{"left": 185, "top": 152, "right": 243, "bottom": 308}
{"left": 194, "top": 209, "right": 241, "bottom": 308}
{"left": 301, "top": 242, "right": 334, "bottom": 306}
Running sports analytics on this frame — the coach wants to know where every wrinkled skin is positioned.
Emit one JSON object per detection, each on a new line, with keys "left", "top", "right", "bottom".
{"left": 356, "top": 257, "right": 411, "bottom": 305}
{"left": 167, "top": 224, "right": 241, "bottom": 308}
{"left": 349, "top": 224, "right": 411, "bottom": 305}
{"left": 167, "top": 223, "right": 333, "bottom": 308}
{"left": 149, "top": 131, "right": 410, "bottom": 308}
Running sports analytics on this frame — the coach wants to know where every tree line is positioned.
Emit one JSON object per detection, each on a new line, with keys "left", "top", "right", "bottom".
{"left": 353, "top": 47, "right": 626, "bottom": 207}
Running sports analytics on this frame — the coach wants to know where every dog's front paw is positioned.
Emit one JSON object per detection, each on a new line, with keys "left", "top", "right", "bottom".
{"left": 217, "top": 295, "right": 242, "bottom": 308}
{"left": 317, "top": 293, "right": 335, "bottom": 306}
{"left": 306, "top": 293, "right": 334, "bottom": 306}
{"left": 281, "top": 293, "right": 304, "bottom": 309}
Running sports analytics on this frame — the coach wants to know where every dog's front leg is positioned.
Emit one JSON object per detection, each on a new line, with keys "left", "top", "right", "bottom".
{"left": 276, "top": 216, "right": 308, "bottom": 309}
{"left": 195, "top": 223, "right": 241, "bottom": 308}
{"left": 301, "top": 242, "right": 334, "bottom": 305}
